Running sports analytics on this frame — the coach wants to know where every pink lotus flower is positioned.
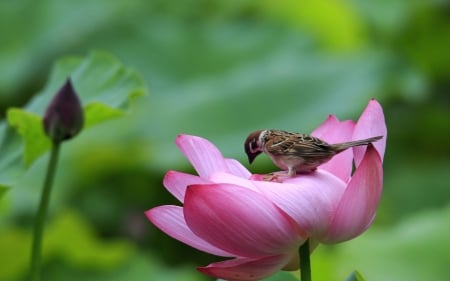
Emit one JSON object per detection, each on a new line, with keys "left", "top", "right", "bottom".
{"left": 146, "top": 99, "right": 386, "bottom": 281}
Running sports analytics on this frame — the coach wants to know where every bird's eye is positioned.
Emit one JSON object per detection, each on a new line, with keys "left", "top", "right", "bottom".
{"left": 250, "top": 139, "right": 258, "bottom": 152}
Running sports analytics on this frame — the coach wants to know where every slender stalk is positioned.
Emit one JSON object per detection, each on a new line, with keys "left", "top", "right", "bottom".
{"left": 30, "top": 141, "right": 61, "bottom": 281}
{"left": 299, "top": 239, "right": 311, "bottom": 281}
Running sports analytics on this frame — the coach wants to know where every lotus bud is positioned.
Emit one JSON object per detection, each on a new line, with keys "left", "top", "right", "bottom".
{"left": 43, "top": 78, "right": 84, "bottom": 143}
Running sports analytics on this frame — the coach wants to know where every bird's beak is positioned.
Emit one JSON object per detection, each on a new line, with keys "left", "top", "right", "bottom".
{"left": 247, "top": 151, "right": 260, "bottom": 164}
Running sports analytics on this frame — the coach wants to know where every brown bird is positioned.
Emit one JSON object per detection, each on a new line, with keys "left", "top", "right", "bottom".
{"left": 244, "top": 129, "right": 382, "bottom": 177}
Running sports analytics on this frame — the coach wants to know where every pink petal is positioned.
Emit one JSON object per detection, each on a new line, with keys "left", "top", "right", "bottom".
{"left": 323, "top": 145, "right": 383, "bottom": 243}
{"left": 198, "top": 254, "right": 293, "bottom": 281}
{"left": 317, "top": 120, "right": 356, "bottom": 182}
{"left": 163, "top": 170, "right": 212, "bottom": 202}
{"left": 254, "top": 170, "right": 346, "bottom": 238}
{"left": 352, "top": 99, "right": 387, "bottom": 166}
{"left": 209, "top": 172, "right": 260, "bottom": 192}
{"left": 176, "top": 134, "right": 229, "bottom": 178}
{"left": 314, "top": 119, "right": 355, "bottom": 144}
{"left": 145, "top": 206, "right": 233, "bottom": 257}
{"left": 225, "top": 158, "right": 252, "bottom": 178}
{"left": 311, "top": 115, "right": 340, "bottom": 138}
{"left": 210, "top": 171, "right": 346, "bottom": 238}
{"left": 184, "top": 184, "right": 305, "bottom": 257}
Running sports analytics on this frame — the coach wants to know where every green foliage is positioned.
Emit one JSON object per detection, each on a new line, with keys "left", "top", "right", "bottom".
{"left": 7, "top": 109, "right": 51, "bottom": 167}
{"left": 345, "top": 271, "right": 366, "bottom": 281}
{"left": 313, "top": 205, "right": 450, "bottom": 280}
{"left": 0, "top": 186, "right": 6, "bottom": 198}
{"left": 263, "top": 271, "right": 299, "bottom": 281}
{"left": 0, "top": 209, "right": 131, "bottom": 280}
{"left": 84, "top": 102, "right": 125, "bottom": 129}
{"left": 0, "top": 51, "right": 146, "bottom": 195}
{"left": 44, "top": 252, "right": 209, "bottom": 281}
{"left": 0, "top": 226, "right": 29, "bottom": 280}
{"left": 0, "top": 209, "right": 207, "bottom": 281}
{"left": 259, "top": 0, "right": 366, "bottom": 51}
{"left": 44, "top": 210, "right": 133, "bottom": 271}
{"left": 351, "top": 206, "right": 450, "bottom": 280}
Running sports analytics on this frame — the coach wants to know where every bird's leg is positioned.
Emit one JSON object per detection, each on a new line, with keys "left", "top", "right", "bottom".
{"left": 287, "top": 167, "right": 297, "bottom": 177}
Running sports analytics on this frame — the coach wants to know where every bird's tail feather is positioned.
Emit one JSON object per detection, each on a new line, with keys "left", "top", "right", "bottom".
{"left": 332, "top": 135, "right": 383, "bottom": 152}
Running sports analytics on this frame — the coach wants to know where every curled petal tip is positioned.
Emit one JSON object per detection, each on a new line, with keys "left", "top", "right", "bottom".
{"left": 325, "top": 144, "right": 383, "bottom": 243}
{"left": 353, "top": 99, "right": 387, "bottom": 164}
{"left": 175, "top": 134, "right": 229, "bottom": 178}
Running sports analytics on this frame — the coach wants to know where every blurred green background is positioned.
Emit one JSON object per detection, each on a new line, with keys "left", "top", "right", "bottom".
{"left": 1, "top": 0, "right": 449, "bottom": 280}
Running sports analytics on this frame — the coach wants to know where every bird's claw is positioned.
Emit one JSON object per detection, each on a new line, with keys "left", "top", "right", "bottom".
{"left": 262, "top": 173, "right": 282, "bottom": 182}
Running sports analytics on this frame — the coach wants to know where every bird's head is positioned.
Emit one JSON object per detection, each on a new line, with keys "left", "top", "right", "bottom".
{"left": 244, "top": 130, "right": 265, "bottom": 164}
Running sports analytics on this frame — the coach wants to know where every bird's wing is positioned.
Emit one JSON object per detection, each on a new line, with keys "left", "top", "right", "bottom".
{"left": 266, "top": 133, "right": 332, "bottom": 157}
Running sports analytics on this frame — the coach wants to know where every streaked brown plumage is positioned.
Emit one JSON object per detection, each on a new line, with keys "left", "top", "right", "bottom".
{"left": 244, "top": 129, "right": 382, "bottom": 177}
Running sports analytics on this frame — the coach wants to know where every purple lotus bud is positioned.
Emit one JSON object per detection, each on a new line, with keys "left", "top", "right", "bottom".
{"left": 43, "top": 78, "right": 84, "bottom": 143}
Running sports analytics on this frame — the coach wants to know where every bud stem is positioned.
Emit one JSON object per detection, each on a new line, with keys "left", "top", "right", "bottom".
{"left": 30, "top": 141, "right": 61, "bottom": 281}
{"left": 299, "top": 239, "right": 312, "bottom": 281}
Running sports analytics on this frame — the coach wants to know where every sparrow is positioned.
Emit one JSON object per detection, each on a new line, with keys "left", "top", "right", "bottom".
{"left": 244, "top": 129, "right": 383, "bottom": 177}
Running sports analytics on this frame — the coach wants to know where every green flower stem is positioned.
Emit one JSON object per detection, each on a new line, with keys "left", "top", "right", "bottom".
{"left": 30, "top": 141, "right": 61, "bottom": 281}
{"left": 299, "top": 239, "right": 311, "bottom": 281}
